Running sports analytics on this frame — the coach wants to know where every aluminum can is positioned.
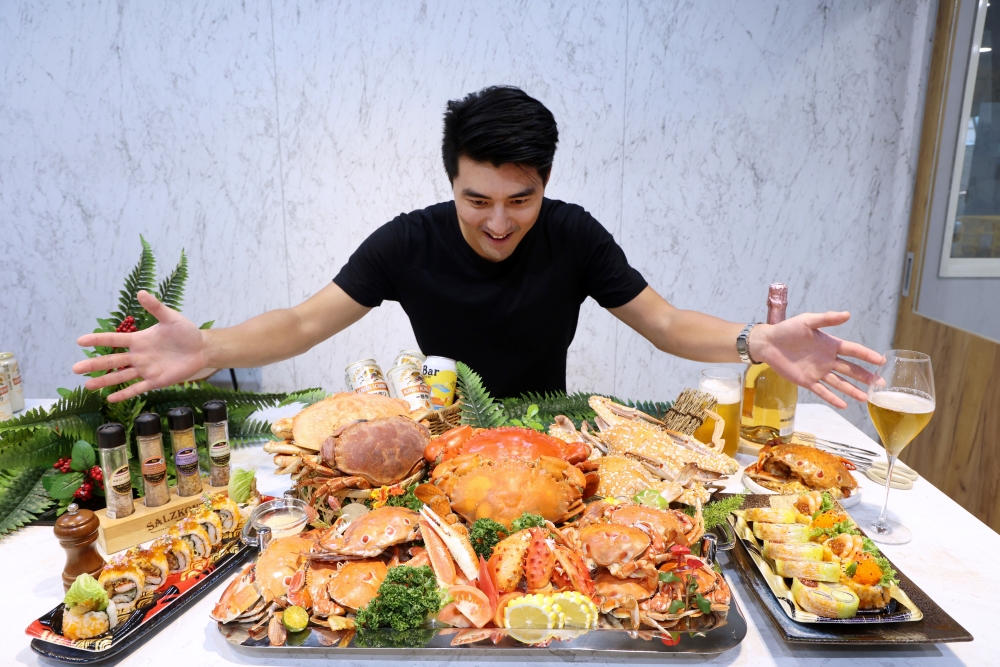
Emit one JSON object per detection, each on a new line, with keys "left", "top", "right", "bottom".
{"left": 344, "top": 358, "right": 390, "bottom": 396}
{"left": 0, "top": 371, "right": 11, "bottom": 421}
{"left": 392, "top": 349, "right": 426, "bottom": 370}
{"left": 0, "top": 353, "right": 23, "bottom": 413}
{"left": 421, "top": 356, "right": 458, "bottom": 410}
{"left": 387, "top": 363, "right": 432, "bottom": 412}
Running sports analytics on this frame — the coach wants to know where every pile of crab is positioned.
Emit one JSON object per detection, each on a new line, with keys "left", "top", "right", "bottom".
{"left": 219, "top": 392, "right": 739, "bottom": 645}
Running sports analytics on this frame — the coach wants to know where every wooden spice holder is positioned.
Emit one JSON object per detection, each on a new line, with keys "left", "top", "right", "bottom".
{"left": 95, "top": 483, "right": 229, "bottom": 555}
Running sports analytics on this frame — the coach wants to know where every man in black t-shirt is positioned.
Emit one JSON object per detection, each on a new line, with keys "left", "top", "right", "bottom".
{"left": 75, "top": 86, "right": 881, "bottom": 407}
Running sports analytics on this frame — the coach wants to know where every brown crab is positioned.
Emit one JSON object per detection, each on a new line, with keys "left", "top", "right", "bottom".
{"left": 745, "top": 443, "right": 858, "bottom": 498}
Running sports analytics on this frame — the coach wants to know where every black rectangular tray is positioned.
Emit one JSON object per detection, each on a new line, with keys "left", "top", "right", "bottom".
{"left": 728, "top": 494, "right": 972, "bottom": 644}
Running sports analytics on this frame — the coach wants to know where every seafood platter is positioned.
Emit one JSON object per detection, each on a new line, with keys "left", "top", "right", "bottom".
{"left": 743, "top": 441, "right": 862, "bottom": 508}
{"left": 27, "top": 484, "right": 275, "bottom": 662}
{"left": 213, "top": 392, "right": 752, "bottom": 654}
{"left": 727, "top": 492, "right": 972, "bottom": 644}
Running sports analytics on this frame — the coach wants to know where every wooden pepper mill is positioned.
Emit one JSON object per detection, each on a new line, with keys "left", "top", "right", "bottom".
{"left": 54, "top": 502, "right": 106, "bottom": 591}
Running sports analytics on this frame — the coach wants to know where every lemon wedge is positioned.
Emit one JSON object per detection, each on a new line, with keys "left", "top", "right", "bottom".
{"left": 504, "top": 594, "right": 563, "bottom": 644}
{"left": 550, "top": 592, "right": 598, "bottom": 629}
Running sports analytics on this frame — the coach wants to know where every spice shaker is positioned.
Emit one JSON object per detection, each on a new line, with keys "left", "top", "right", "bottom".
{"left": 54, "top": 503, "right": 105, "bottom": 591}
{"left": 135, "top": 412, "right": 170, "bottom": 507}
{"left": 166, "top": 407, "right": 202, "bottom": 497}
{"left": 96, "top": 423, "right": 135, "bottom": 519}
{"left": 203, "top": 400, "right": 231, "bottom": 487}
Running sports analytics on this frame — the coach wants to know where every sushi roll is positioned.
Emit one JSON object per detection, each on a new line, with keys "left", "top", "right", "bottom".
{"left": 129, "top": 546, "right": 169, "bottom": 592}
{"left": 98, "top": 555, "right": 146, "bottom": 612}
{"left": 745, "top": 508, "right": 803, "bottom": 524}
{"left": 191, "top": 505, "right": 224, "bottom": 546}
{"left": 208, "top": 493, "right": 242, "bottom": 532}
{"left": 775, "top": 558, "right": 842, "bottom": 583}
{"left": 150, "top": 535, "right": 193, "bottom": 574}
{"left": 171, "top": 517, "right": 212, "bottom": 559}
{"left": 791, "top": 578, "right": 859, "bottom": 618}
{"left": 762, "top": 540, "right": 825, "bottom": 562}
{"left": 62, "top": 573, "right": 118, "bottom": 640}
{"left": 752, "top": 522, "right": 809, "bottom": 543}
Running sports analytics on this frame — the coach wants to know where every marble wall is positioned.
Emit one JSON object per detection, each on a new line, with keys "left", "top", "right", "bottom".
{"left": 1, "top": 0, "right": 934, "bottom": 434}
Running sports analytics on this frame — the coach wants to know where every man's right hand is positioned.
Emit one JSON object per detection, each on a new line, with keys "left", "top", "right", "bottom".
{"left": 72, "top": 290, "right": 209, "bottom": 402}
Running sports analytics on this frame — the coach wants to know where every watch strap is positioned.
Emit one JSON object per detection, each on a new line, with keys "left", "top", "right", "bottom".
{"left": 737, "top": 323, "right": 761, "bottom": 365}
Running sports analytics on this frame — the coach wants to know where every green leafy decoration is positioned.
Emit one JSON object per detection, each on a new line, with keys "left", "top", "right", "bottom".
{"left": 144, "top": 248, "right": 188, "bottom": 329}
{"left": 0, "top": 468, "right": 55, "bottom": 539}
{"left": 0, "top": 431, "right": 75, "bottom": 470}
{"left": 111, "top": 234, "right": 156, "bottom": 327}
{"left": 143, "top": 383, "right": 285, "bottom": 415}
{"left": 229, "top": 419, "right": 278, "bottom": 448}
{"left": 70, "top": 440, "right": 96, "bottom": 472}
{"left": 199, "top": 320, "right": 214, "bottom": 330}
{"left": 456, "top": 362, "right": 505, "bottom": 429}
{"left": 42, "top": 470, "right": 84, "bottom": 501}
{"left": 685, "top": 492, "right": 748, "bottom": 531}
{"left": 279, "top": 388, "right": 328, "bottom": 407}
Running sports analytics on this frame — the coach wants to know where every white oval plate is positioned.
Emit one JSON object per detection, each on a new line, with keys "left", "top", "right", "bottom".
{"left": 741, "top": 470, "right": 862, "bottom": 509}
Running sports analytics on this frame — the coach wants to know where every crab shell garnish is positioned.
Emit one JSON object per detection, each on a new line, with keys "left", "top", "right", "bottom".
{"left": 318, "top": 506, "right": 420, "bottom": 557}
{"left": 326, "top": 560, "right": 388, "bottom": 610}
{"left": 748, "top": 443, "right": 858, "bottom": 496}
{"left": 431, "top": 453, "right": 586, "bottom": 528}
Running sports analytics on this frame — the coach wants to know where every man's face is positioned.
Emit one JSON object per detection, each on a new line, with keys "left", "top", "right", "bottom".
{"left": 452, "top": 156, "right": 545, "bottom": 262}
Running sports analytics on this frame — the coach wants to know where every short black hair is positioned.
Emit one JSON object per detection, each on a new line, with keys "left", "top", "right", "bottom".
{"left": 442, "top": 86, "right": 559, "bottom": 184}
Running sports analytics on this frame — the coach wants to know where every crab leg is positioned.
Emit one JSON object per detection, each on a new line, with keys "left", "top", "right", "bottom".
{"left": 418, "top": 506, "right": 479, "bottom": 581}
{"left": 264, "top": 441, "right": 312, "bottom": 455}
{"left": 418, "top": 517, "right": 457, "bottom": 586}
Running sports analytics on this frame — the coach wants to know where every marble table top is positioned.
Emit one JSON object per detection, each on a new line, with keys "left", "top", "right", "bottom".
{"left": 6, "top": 400, "right": 993, "bottom": 666}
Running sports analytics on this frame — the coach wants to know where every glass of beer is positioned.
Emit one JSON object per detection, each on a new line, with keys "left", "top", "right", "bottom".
{"left": 692, "top": 367, "right": 743, "bottom": 458}
{"left": 866, "top": 350, "right": 935, "bottom": 545}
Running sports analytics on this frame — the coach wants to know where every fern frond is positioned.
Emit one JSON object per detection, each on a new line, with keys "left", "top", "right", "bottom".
{"left": 143, "top": 383, "right": 285, "bottom": 414}
{"left": 114, "top": 235, "right": 157, "bottom": 326}
{"left": 229, "top": 419, "right": 277, "bottom": 447}
{"left": 0, "top": 468, "right": 55, "bottom": 539}
{"left": 456, "top": 362, "right": 505, "bottom": 428}
{"left": 623, "top": 399, "right": 673, "bottom": 422}
{"left": 279, "top": 388, "right": 328, "bottom": 407}
{"left": 0, "top": 387, "right": 104, "bottom": 455}
{"left": 0, "top": 431, "right": 75, "bottom": 470}
{"left": 143, "top": 248, "right": 188, "bottom": 329}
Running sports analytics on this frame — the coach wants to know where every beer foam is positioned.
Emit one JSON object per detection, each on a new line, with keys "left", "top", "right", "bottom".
{"left": 700, "top": 377, "right": 742, "bottom": 405}
{"left": 868, "top": 390, "right": 935, "bottom": 413}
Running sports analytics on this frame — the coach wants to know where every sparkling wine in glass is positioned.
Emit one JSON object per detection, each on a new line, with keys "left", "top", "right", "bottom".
{"left": 866, "top": 350, "right": 935, "bottom": 545}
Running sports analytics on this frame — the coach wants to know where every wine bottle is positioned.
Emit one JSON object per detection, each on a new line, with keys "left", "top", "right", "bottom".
{"left": 740, "top": 283, "right": 798, "bottom": 444}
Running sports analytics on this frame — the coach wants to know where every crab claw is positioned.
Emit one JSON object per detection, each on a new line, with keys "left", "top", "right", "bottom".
{"left": 419, "top": 516, "right": 457, "bottom": 587}
{"left": 419, "top": 505, "right": 479, "bottom": 581}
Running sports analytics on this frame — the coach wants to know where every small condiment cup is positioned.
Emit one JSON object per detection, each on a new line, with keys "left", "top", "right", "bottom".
{"left": 240, "top": 497, "right": 316, "bottom": 548}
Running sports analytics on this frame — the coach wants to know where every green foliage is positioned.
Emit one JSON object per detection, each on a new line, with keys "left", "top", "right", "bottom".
{"left": 509, "top": 512, "right": 546, "bottom": 533}
{"left": 506, "top": 404, "right": 545, "bottom": 431}
{"left": 70, "top": 440, "right": 96, "bottom": 471}
{"left": 364, "top": 486, "right": 423, "bottom": 512}
{"left": 500, "top": 391, "right": 597, "bottom": 428}
{"left": 685, "top": 492, "right": 747, "bottom": 531}
{"left": 0, "top": 468, "right": 55, "bottom": 538}
{"left": 809, "top": 521, "right": 859, "bottom": 541}
{"left": 469, "top": 518, "right": 507, "bottom": 560}
{"left": 42, "top": 470, "right": 84, "bottom": 501}
{"left": 111, "top": 235, "right": 156, "bottom": 328}
{"left": 153, "top": 248, "right": 188, "bottom": 318}
{"left": 355, "top": 565, "right": 444, "bottom": 631}
{"left": 456, "top": 362, "right": 505, "bottom": 428}
{"left": 279, "top": 388, "right": 328, "bottom": 408}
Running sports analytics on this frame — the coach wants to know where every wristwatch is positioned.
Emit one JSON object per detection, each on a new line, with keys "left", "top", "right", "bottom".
{"left": 736, "top": 323, "right": 761, "bottom": 365}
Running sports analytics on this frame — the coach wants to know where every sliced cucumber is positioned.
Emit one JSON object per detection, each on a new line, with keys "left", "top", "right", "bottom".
{"left": 762, "top": 540, "right": 825, "bottom": 562}
{"left": 753, "top": 522, "right": 809, "bottom": 543}
{"left": 791, "top": 578, "right": 860, "bottom": 618}
{"left": 775, "top": 558, "right": 842, "bottom": 582}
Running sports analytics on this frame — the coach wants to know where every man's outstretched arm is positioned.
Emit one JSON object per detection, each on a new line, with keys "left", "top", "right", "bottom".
{"left": 72, "top": 282, "right": 370, "bottom": 402}
{"left": 609, "top": 286, "right": 883, "bottom": 409}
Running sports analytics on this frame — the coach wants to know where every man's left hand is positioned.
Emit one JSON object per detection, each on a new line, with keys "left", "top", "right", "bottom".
{"left": 750, "top": 311, "right": 883, "bottom": 409}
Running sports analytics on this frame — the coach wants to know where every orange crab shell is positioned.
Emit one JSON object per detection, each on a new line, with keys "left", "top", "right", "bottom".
{"left": 578, "top": 523, "right": 651, "bottom": 567}
{"left": 441, "top": 426, "right": 591, "bottom": 465}
{"left": 431, "top": 454, "right": 586, "bottom": 528}
{"left": 254, "top": 534, "right": 316, "bottom": 602}
{"left": 486, "top": 528, "right": 595, "bottom": 597}
{"left": 327, "top": 560, "right": 389, "bottom": 610}
{"left": 318, "top": 506, "right": 420, "bottom": 556}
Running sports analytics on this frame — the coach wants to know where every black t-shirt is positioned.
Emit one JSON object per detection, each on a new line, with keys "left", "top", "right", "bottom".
{"left": 333, "top": 198, "right": 647, "bottom": 397}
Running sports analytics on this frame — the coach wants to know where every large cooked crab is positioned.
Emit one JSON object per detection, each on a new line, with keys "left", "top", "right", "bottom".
{"left": 425, "top": 426, "right": 591, "bottom": 465}
{"left": 271, "top": 392, "right": 413, "bottom": 452}
{"left": 270, "top": 414, "right": 430, "bottom": 508}
{"left": 745, "top": 443, "right": 858, "bottom": 498}
{"left": 430, "top": 428, "right": 587, "bottom": 527}
{"left": 578, "top": 454, "right": 711, "bottom": 505}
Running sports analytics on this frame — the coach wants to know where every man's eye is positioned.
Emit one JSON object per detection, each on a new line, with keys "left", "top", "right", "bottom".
{"left": 510, "top": 199, "right": 527, "bottom": 205}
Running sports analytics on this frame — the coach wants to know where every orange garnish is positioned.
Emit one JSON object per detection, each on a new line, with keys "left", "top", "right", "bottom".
{"left": 811, "top": 511, "right": 848, "bottom": 529}
{"left": 852, "top": 557, "right": 883, "bottom": 586}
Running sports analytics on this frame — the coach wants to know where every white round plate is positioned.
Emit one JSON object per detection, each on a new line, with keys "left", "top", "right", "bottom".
{"left": 741, "top": 469, "right": 862, "bottom": 508}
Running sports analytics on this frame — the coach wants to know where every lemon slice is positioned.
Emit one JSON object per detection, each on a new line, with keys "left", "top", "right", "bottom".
{"left": 550, "top": 592, "right": 598, "bottom": 629}
{"left": 282, "top": 605, "right": 309, "bottom": 633}
{"left": 504, "top": 594, "right": 562, "bottom": 644}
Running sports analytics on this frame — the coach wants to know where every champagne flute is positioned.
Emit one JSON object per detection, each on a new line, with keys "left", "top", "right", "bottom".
{"left": 866, "top": 350, "right": 935, "bottom": 545}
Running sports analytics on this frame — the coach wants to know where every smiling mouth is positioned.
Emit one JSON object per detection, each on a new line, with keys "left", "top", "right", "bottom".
{"left": 485, "top": 231, "right": 513, "bottom": 244}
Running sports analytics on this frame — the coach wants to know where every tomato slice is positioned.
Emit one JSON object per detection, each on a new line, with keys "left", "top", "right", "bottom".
{"left": 493, "top": 591, "right": 525, "bottom": 628}
{"left": 476, "top": 556, "right": 499, "bottom": 613}
{"left": 438, "top": 602, "right": 473, "bottom": 627}
{"left": 661, "top": 631, "right": 681, "bottom": 646}
{"left": 445, "top": 584, "right": 492, "bottom": 628}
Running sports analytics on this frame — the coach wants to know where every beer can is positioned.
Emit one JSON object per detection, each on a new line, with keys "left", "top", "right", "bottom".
{"left": 344, "top": 358, "right": 390, "bottom": 396}
{"left": 387, "top": 363, "right": 432, "bottom": 413}
{"left": 0, "top": 353, "right": 24, "bottom": 413}
{"left": 0, "top": 370, "right": 11, "bottom": 421}
{"left": 421, "top": 356, "right": 458, "bottom": 410}
{"left": 392, "top": 349, "right": 426, "bottom": 370}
